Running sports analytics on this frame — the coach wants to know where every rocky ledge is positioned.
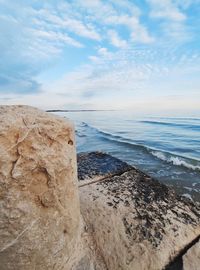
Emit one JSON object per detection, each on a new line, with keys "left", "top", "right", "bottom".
{"left": 78, "top": 152, "right": 200, "bottom": 270}
{"left": 0, "top": 106, "right": 199, "bottom": 270}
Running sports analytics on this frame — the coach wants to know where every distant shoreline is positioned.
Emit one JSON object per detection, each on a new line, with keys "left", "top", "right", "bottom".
{"left": 46, "top": 109, "right": 115, "bottom": 112}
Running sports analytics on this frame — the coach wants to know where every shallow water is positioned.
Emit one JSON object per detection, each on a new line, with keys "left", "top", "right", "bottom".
{"left": 54, "top": 111, "right": 200, "bottom": 201}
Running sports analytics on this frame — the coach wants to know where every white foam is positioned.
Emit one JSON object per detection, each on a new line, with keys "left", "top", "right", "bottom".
{"left": 184, "top": 186, "right": 199, "bottom": 193}
{"left": 184, "top": 187, "right": 193, "bottom": 192}
{"left": 151, "top": 151, "right": 166, "bottom": 161}
{"left": 151, "top": 151, "right": 200, "bottom": 171}
{"left": 182, "top": 193, "right": 193, "bottom": 201}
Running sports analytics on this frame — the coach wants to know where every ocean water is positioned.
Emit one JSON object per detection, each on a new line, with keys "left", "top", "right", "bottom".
{"left": 55, "top": 111, "right": 200, "bottom": 201}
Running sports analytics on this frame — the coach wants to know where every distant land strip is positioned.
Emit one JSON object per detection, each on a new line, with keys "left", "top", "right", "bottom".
{"left": 46, "top": 109, "right": 115, "bottom": 112}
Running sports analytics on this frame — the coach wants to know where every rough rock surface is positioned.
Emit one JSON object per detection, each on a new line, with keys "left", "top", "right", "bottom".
{"left": 0, "top": 105, "right": 81, "bottom": 270}
{"left": 78, "top": 152, "right": 200, "bottom": 270}
{"left": 183, "top": 240, "right": 200, "bottom": 270}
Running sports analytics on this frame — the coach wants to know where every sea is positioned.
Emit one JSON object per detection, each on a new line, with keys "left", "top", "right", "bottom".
{"left": 54, "top": 111, "right": 200, "bottom": 202}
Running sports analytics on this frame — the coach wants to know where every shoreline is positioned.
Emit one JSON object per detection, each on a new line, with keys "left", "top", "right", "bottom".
{"left": 46, "top": 109, "right": 115, "bottom": 112}
{"left": 77, "top": 151, "right": 200, "bottom": 203}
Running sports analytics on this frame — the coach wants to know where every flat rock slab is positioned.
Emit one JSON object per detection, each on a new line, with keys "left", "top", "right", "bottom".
{"left": 78, "top": 152, "right": 200, "bottom": 270}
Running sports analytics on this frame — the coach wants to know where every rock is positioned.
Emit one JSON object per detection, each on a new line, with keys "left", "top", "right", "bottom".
{"left": 0, "top": 105, "right": 80, "bottom": 270}
{"left": 78, "top": 153, "right": 200, "bottom": 270}
{"left": 183, "top": 239, "right": 200, "bottom": 270}
{"left": 78, "top": 151, "right": 132, "bottom": 183}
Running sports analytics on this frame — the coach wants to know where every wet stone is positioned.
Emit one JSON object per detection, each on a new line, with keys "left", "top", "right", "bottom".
{"left": 77, "top": 151, "right": 132, "bottom": 180}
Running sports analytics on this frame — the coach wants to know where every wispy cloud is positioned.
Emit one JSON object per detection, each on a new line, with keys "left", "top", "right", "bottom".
{"left": 148, "top": 0, "right": 186, "bottom": 21}
{"left": 30, "top": 29, "right": 83, "bottom": 48}
{"left": 75, "top": 0, "right": 154, "bottom": 43}
{"left": 108, "top": 30, "right": 128, "bottom": 48}
{"left": 146, "top": 0, "right": 197, "bottom": 43}
{"left": 34, "top": 8, "right": 101, "bottom": 41}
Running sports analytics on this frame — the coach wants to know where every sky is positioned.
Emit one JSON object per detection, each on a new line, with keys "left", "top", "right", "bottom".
{"left": 0, "top": 0, "right": 200, "bottom": 115}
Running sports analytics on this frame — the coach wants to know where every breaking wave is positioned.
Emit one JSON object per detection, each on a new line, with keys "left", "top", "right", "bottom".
{"left": 150, "top": 151, "right": 200, "bottom": 171}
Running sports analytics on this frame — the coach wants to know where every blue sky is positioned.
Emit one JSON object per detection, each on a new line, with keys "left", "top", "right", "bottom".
{"left": 0, "top": 0, "right": 200, "bottom": 114}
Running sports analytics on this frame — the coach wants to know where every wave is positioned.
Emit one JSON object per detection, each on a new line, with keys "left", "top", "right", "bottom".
{"left": 139, "top": 120, "right": 200, "bottom": 130}
{"left": 80, "top": 122, "right": 129, "bottom": 141}
{"left": 150, "top": 117, "right": 200, "bottom": 121}
{"left": 151, "top": 151, "right": 200, "bottom": 171}
{"left": 80, "top": 122, "right": 90, "bottom": 127}
{"left": 76, "top": 132, "right": 86, "bottom": 138}
{"left": 80, "top": 122, "right": 200, "bottom": 172}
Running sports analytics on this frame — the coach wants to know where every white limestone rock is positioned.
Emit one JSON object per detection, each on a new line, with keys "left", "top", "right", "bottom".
{"left": 183, "top": 240, "right": 200, "bottom": 270}
{"left": 0, "top": 105, "right": 80, "bottom": 270}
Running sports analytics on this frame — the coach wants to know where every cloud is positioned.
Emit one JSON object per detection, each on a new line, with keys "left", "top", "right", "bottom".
{"left": 1, "top": 44, "right": 200, "bottom": 112}
{"left": 43, "top": 46, "right": 187, "bottom": 96}
{"left": 0, "top": 0, "right": 100, "bottom": 94}
{"left": 0, "top": 74, "right": 41, "bottom": 94}
{"left": 35, "top": 8, "right": 101, "bottom": 41}
{"left": 108, "top": 30, "right": 128, "bottom": 48}
{"left": 0, "top": 8, "right": 42, "bottom": 93}
{"left": 174, "top": 0, "right": 200, "bottom": 10}
{"left": 30, "top": 29, "right": 83, "bottom": 48}
{"left": 105, "top": 15, "right": 154, "bottom": 44}
{"left": 146, "top": 0, "right": 197, "bottom": 43}
{"left": 38, "top": 42, "right": 200, "bottom": 109}
{"left": 75, "top": 0, "right": 154, "bottom": 44}
{"left": 148, "top": 0, "right": 186, "bottom": 21}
